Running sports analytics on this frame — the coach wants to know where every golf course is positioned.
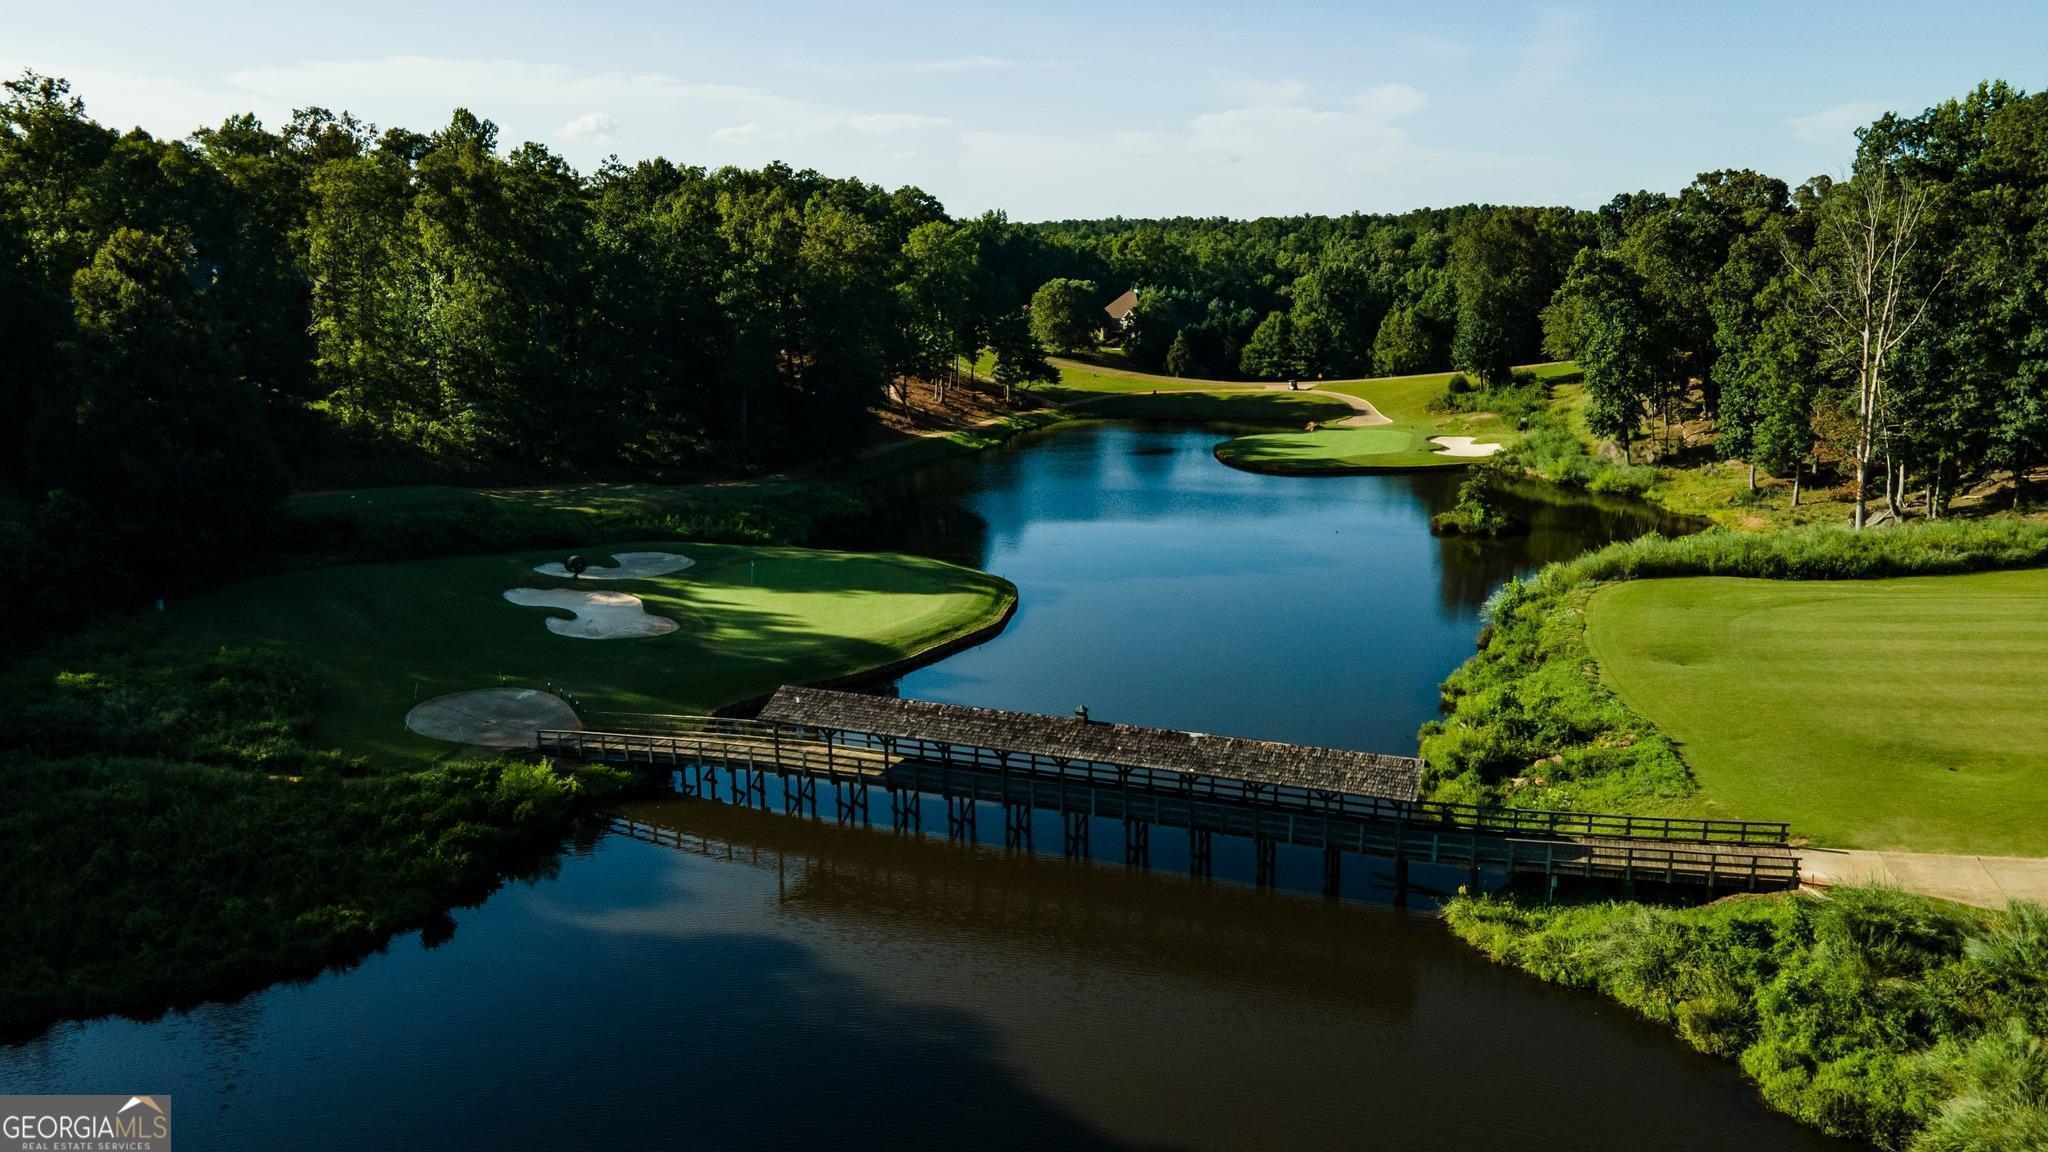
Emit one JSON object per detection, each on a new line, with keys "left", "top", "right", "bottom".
{"left": 1037, "top": 356, "right": 1577, "bottom": 473}
{"left": 164, "top": 542, "right": 1016, "bottom": 765}
{"left": 1585, "top": 568, "right": 2048, "bottom": 856}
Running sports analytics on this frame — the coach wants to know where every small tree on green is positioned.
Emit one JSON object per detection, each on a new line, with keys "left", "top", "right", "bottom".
{"left": 1164, "top": 330, "right": 1196, "bottom": 378}
{"left": 1028, "top": 278, "right": 1100, "bottom": 354}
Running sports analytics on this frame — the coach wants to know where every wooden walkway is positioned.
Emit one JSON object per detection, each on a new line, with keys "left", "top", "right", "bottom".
{"left": 541, "top": 691, "right": 1801, "bottom": 895}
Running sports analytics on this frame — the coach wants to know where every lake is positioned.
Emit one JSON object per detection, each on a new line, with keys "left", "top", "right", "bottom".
{"left": 0, "top": 421, "right": 1854, "bottom": 1150}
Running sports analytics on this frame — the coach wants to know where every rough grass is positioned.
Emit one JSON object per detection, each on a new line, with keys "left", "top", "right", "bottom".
{"left": 0, "top": 631, "right": 634, "bottom": 1033}
{"left": 1586, "top": 570, "right": 2048, "bottom": 854}
{"left": 164, "top": 541, "right": 1017, "bottom": 765}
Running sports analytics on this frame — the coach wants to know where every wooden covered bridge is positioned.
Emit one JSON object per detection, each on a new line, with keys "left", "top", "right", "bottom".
{"left": 538, "top": 686, "right": 1801, "bottom": 897}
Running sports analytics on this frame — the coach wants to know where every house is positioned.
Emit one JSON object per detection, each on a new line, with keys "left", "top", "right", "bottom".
{"left": 1099, "top": 287, "right": 1138, "bottom": 344}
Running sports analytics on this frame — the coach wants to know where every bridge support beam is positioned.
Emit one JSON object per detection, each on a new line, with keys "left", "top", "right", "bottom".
{"left": 1255, "top": 837, "right": 1278, "bottom": 888}
{"left": 947, "top": 795, "right": 977, "bottom": 844}
{"left": 1124, "top": 818, "right": 1150, "bottom": 869}
{"left": 1322, "top": 846, "right": 1342, "bottom": 898}
{"left": 1189, "top": 828, "right": 1212, "bottom": 879}
{"left": 1393, "top": 855, "right": 1410, "bottom": 907}
{"left": 1062, "top": 810, "right": 1090, "bottom": 859}
{"left": 1003, "top": 802, "right": 1031, "bottom": 850}
{"left": 783, "top": 775, "right": 817, "bottom": 819}
{"left": 730, "top": 765, "right": 762, "bottom": 808}
{"left": 836, "top": 779, "right": 869, "bottom": 826}
{"left": 890, "top": 786, "right": 921, "bottom": 834}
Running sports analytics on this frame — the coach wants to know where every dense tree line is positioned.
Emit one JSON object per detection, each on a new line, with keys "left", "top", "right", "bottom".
{"left": 7, "top": 70, "right": 2043, "bottom": 634}
{"left": 1546, "top": 82, "right": 2048, "bottom": 524}
{"left": 0, "top": 72, "right": 1065, "bottom": 620}
{"left": 1026, "top": 206, "right": 1591, "bottom": 382}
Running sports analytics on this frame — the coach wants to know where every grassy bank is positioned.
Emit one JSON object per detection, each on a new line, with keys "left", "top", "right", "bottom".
{"left": 1422, "top": 518, "right": 2048, "bottom": 842}
{"left": 1445, "top": 888, "right": 2048, "bottom": 1150}
{"left": 0, "top": 630, "right": 633, "bottom": 1033}
{"left": 166, "top": 542, "right": 1018, "bottom": 765}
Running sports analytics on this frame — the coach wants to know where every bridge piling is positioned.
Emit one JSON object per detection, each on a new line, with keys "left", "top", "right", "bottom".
{"left": 1062, "top": 810, "right": 1090, "bottom": 859}
{"left": 1190, "top": 828, "right": 1213, "bottom": 879}
{"left": 1004, "top": 802, "right": 1031, "bottom": 850}
{"left": 1255, "top": 838, "right": 1277, "bottom": 888}
{"left": 1124, "top": 818, "right": 1150, "bottom": 869}
{"left": 947, "top": 795, "right": 977, "bottom": 844}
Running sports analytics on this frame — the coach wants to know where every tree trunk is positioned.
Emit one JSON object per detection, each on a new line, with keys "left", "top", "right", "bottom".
{"left": 1853, "top": 457, "right": 1868, "bottom": 529}
{"left": 1747, "top": 461, "right": 1757, "bottom": 491}
{"left": 1791, "top": 462, "right": 1803, "bottom": 507}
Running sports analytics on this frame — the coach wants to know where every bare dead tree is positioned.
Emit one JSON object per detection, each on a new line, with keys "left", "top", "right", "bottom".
{"left": 1783, "top": 172, "right": 1945, "bottom": 529}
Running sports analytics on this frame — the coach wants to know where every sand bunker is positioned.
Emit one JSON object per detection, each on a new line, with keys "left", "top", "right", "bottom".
{"left": 1430, "top": 436, "right": 1504, "bottom": 458}
{"left": 532, "top": 551, "right": 694, "bottom": 580}
{"left": 405, "top": 687, "right": 582, "bottom": 748}
{"left": 503, "top": 588, "right": 680, "bottom": 639}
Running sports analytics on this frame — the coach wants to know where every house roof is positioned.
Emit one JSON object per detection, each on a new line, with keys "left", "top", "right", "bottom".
{"left": 757, "top": 686, "right": 1423, "bottom": 800}
{"left": 1103, "top": 287, "right": 1138, "bottom": 320}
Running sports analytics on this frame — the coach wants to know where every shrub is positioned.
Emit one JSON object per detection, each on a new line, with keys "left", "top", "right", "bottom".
{"left": 1445, "top": 889, "right": 2048, "bottom": 1150}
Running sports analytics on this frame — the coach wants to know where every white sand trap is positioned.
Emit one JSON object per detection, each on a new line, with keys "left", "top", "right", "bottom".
{"left": 405, "top": 688, "right": 582, "bottom": 749}
{"left": 532, "top": 551, "right": 694, "bottom": 580}
{"left": 503, "top": 588, "right": 680, "bottom": 639}
{"left": 1430, "top": 436, "right": 1504, "bottom": 458}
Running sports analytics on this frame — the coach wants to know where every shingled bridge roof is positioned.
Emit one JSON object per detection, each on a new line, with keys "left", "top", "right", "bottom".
{"left": 758, "top": 687, "right": 1423, "bottom": 801}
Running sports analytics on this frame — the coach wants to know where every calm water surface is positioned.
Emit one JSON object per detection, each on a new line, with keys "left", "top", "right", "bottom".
{"left": 2, "top": 422, "right": 1854, "bottom": 1150}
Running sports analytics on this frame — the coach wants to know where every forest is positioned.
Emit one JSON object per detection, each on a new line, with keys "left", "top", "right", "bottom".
{"left": 2, "top": 72, "right": 2045, "bottom": 643}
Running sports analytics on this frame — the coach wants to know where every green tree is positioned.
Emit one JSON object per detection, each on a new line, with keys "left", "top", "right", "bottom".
{"left": 1558, "top": 249, "right": 1668, "bottom": 460}
{"left": 1164, "top": 329, "right": 1197, "bottom": 378}
{"left": 988, "top": 307, "right": 1056, "bottom": 400}
{"left": 1372, "top": 306, "right": 1436, "bottom": 375}
{"left": 59, "top": 228, "right": 283, "bottom": 583}
{"left": 1028, "top": 277, "right": 1099, "bottom": 353}
{"left": 1238, "top": 310, "right": 1299, "bottom": 378}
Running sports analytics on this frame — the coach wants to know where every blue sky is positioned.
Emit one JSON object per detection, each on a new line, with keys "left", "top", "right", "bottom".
{"left": 7, "top": 1, "right": 2043, "bottom": 219}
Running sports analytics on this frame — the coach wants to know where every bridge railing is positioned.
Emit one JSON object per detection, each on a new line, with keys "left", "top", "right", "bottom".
{"left": 540, "top": 717, "right": 1790, "bottom": 847}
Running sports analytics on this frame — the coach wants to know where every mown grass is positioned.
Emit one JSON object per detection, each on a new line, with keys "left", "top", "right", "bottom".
{"left": 1586, "top": 570, "right": 2048, "bottom": 854}
{"left": 165, "top": 541, "right": 1017, "bottom": 765}
{"left": 1422, "top": 518, "right": 2048, "bottom": 837}
{"left": 1445, "top": 887, "right": 2048, "bottom": 1151}
{"left": 1211, "top": 363, "right": 1574, "bottom": 474}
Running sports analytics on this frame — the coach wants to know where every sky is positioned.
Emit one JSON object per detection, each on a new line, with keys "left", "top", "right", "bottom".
{"left": 6, "top": 1, "right": 2044, "bottom": 220}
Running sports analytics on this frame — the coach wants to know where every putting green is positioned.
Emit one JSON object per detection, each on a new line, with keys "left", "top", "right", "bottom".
{"left": 1213, "top": 426, "right": 1438, "bottom": 472}
{"left": 166, "top": 542, "right": 1015, "bottom": 764}
{"left": 1585, "top": 569, "right": 2048, "bottom": 854}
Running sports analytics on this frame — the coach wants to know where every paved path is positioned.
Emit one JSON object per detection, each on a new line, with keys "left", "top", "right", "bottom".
{"left": 1801, "top": 848, "right": 2048, "bottom": 908}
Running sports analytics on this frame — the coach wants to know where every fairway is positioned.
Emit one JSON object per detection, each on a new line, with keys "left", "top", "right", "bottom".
{"left": 1585, "top": 569, "right": 2048, "bottom": 854}
{"left": 166, "top": 542, "right": 1014, "bottom": 764}
{"left": 1212, "top": 364, "right": 1571, "bottom": 473}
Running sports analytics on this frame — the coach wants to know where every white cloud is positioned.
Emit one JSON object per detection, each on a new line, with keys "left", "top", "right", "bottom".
{"left": 848, "top": 112, "right": 953, "bottom": 135}
{"left": 711, "top": 123, "right": 761, "bottom": 140}
{"left": 1787, "top": 101, "right": 1888, "bottom": 145}
{"left": 558, "top": 111, "right": 617, "bottom": 143}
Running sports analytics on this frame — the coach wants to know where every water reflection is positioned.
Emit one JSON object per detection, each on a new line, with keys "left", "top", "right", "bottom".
{"left": 6, "top": 419, "right": 1838, "bottom": 1152}
{"left": 855, "top": 421, "right": 1690, "bottom": 754}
